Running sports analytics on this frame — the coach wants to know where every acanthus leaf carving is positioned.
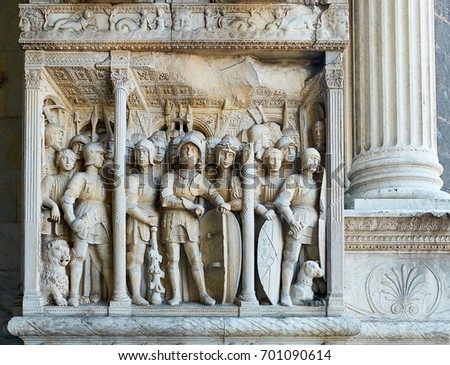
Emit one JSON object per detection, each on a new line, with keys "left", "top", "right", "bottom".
{"left": 111, "top": 70, "right": 135, "bottom": 95}
{"left": 25, "top": 69, "right": 44, "bottom": 89}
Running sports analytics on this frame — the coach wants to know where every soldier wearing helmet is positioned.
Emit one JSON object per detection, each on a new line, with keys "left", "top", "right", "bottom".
{"left": 61, "top": 142, "right": 112, "bottom": 307}
{"left": 126, "top": 139, "right": 160, "bottom": 306}
{"left": 161, "top": 133, "right": 230, "bottom": 306}
{"left": 274, "top": 147, "right": 326, "bottom": 307}
{"left": 44, "top": 123, "right": 65, "bottom": 177}
{"left": 213, "top": 135, "right": 242, "bottom": 211}
{"left": 275, "top": 136, "right": 298, "bottom": 177}
{"left": 69, "top": 133, "right": 91, "bottom": 172}
{"left": 41, "top": 148, "right": 77, "bottom": 244}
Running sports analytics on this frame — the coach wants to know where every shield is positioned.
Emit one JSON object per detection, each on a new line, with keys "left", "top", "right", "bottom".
{"left": 200, "top": 210, "right": 242, "bottom": 304}
{"left": 257, "top": 216, "right": 284, "bottom": 305}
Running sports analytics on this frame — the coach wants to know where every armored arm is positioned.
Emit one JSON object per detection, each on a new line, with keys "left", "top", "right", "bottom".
{"left": 160, "top": 172, "right": 184, "bottom": 209}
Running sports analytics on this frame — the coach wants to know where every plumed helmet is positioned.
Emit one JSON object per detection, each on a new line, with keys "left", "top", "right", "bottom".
{"left": 300, "top": 147, "right": 321, "bottom": 170}
{"left": 275, "top": 136, "right": 296, "bottom": 150}
{"left": 135, "top": 139, "right": 155, "bottom": 165}
{"left": 82, "top": 142, "right": 105, "bottom": 166}
{"left": 69, "top": 134, "right": 90, "bottom": 149}
{"left": 178, "top": 133, "right": 203, "bottom": 160}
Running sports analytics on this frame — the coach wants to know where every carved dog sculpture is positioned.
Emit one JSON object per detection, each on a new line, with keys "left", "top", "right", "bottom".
{"left": 290, "top": 260, "right": 325, "bottom": 306}
{"left": 40, "top": 239, "right": 70, "bottom": 306}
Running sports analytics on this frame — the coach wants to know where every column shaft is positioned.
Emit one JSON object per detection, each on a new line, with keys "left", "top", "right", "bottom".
{"left": 350, "top": 0, "right": 447, "bottom": 200}
{"left": 23, "top": 68, "right": 44, "bottom": 314}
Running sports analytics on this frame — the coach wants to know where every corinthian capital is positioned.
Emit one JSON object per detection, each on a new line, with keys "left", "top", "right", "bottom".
{"left": 24, "top": 69, "right": 43, "bottom": 89}
{"left": 325, "top": 52, "right": 344, "bottom": 89}
{"left": 111, "top": 70, "right": 135, "bottom": 95}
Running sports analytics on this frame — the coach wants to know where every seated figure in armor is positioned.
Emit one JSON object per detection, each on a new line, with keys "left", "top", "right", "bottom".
{"left": 160, "top": 133, "right": 230, "bottom": 306}
{"left": 274, "top": 147, "right": 325, "bottom": 307}
{"left": 126, "top": 139, "right": 160, "bottom": 306}
{"left": 61, "top": 142, "right": 112, "bottom": 307}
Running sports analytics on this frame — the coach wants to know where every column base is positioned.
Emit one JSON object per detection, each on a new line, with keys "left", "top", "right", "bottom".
{"left": 348, "top": 150, "right": 447, "bottom": 201}
{"left": 347, "top": 198, "right": 450, "bottom": 212}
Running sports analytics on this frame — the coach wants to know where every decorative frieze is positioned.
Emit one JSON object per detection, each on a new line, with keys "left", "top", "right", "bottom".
{"left": 18, "top": 4, "right": 349, "bottom": 51}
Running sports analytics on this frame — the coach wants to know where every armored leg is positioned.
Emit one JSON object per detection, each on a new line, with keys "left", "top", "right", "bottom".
{"left": 166, "top": 242, "right": 182, "bottom": 305}
{"left": 127, "top": 242, "right": 149, "bottom": 306}
{"left": 280, "top": 239, "right": 302, "bottom": 307}
{"left": 184, "top": 241, "right": 215, "bottom": 306}
{"left": 68, "top": 241, "right": 89, "bottom": 307}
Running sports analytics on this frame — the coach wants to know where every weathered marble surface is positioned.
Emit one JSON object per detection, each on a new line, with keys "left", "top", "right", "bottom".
{"left": 8, "top": 316, "right": 361, "bottom": 345}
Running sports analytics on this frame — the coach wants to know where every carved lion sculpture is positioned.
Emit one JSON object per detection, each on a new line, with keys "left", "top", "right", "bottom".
{"left": 40, "top": 239, "right": 70, "bottom": 306}
{"left": 290, "top": 260, "right": 325, "bottom": 306}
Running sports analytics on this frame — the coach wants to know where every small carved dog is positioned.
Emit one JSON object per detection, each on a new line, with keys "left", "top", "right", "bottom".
{"left": 290, "top": 260, "right": 325, "bottom": 306}
{"left": 40, "top": 239, "right": 70, "bottom": 306}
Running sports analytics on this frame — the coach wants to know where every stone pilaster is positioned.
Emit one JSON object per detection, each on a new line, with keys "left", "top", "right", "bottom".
{"left": 109, "top": 51, "right": 133, "bottom": 312}
{"left": 325, "top": 52, "right": 345, "bottom": 316}
{"left": 22, "top": 52, "right": 45, "bottom": 314}
{"left": 349, "top": 0, "right": 449, "bottom": 203}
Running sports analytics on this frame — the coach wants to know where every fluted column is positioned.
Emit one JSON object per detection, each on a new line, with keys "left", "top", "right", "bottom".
{"left": 109, "top": 52, "right": 134, "bottom": 311}
{"left": 349, "top": 0, "right": 448, "bottom": 200}
{"left": 23, "top": 52, "right": 45, "bottom": 314}
{"left": 325, "top": 52, "right": 345, "bottom": 316}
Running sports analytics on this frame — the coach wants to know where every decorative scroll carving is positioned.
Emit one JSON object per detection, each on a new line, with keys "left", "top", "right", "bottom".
{"left": 18, "top": 4, "right": 349, "bottom": 50}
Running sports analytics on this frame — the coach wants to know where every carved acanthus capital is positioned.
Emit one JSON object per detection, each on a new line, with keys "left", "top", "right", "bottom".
{"left": 111, "top": 70, "right": 135, "bottom": 95}
{"left": 325, "top": 53, "right": 344, "bottom": 89}
{"left": 25, "top": 69, "right": 44, "bottom": 89}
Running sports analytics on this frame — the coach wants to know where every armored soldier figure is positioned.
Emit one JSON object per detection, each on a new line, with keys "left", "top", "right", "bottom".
{"left": 161, "top": 133, "right": 230, "bottom": 306}
{"left": 274, "top": 147, "right": 325, "bottom": 307}
{"left": 61, "top": 142, "right": 112, "bottom": 307}
{"left": 41, "top": 148, "right": 77, "bottom": 244}
{"left": 213, "top": 135, "right": 242, "bottom": 211}
{"left": 126, "top": 139, "right": 160, "bottom": 306}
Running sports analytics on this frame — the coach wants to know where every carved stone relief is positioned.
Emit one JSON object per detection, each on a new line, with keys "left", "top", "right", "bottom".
{"left": 344, "top": 259, "right": 450, "bottom": 321}
{"left": 32, "top": 51, "right": 333, "bottom": 309}
{"left": 19, "top": 3, "right": 349, "bottom": 50}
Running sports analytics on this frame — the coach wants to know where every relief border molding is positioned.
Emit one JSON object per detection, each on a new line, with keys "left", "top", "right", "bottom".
{"left": 19, "top": 3, "right": 349, "bottom": 51}
{"left": 344, "top": 214, "right": 450, "bottom": 252}
{"left": 8, "top": 316, "right": 361, "bottom": 344}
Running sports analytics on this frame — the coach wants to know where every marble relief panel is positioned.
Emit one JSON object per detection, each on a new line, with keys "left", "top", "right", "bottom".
{"left": 36, "top": 52, "right": 331, "bottom": 310}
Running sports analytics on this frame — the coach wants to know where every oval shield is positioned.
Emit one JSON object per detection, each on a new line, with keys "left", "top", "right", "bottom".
{"left": 257, "top": 216, "right": 284, "bottom": 305}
